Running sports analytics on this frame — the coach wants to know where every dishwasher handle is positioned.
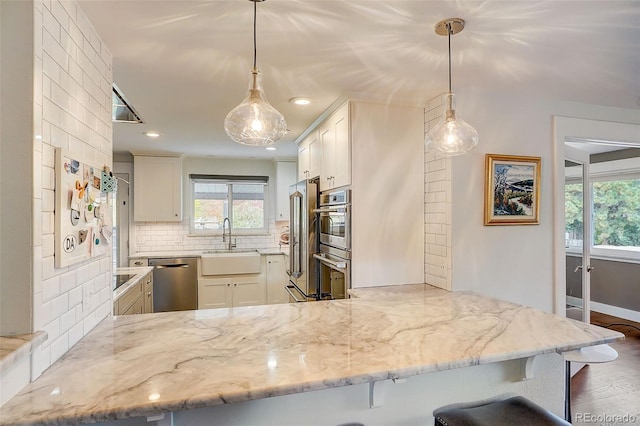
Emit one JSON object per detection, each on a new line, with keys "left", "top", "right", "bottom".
{"left": 154, "top": 264, "right": 190, "bottom": 269}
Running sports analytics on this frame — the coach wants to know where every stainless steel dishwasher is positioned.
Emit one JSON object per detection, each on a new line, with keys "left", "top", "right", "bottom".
{"left": 148, "top": 257, "right": 197, "bottom": 312}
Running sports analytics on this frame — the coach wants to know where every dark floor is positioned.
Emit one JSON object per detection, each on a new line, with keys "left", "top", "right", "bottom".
{"left": 570, "top": 311, "right": 640, "bottom": 425}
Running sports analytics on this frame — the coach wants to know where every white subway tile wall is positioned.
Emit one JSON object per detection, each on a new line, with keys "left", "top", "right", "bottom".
{"left": 424, "top": 93, "right": 452, "bottom": 291}
{"left": 134, "top": 220, "right": 285, "bottom": 253}
{"left": 31, "top": 0, "right": 113, "bottom": 379}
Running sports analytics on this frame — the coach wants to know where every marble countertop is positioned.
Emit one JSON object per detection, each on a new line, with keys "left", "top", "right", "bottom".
{"left": 0, "top": 331, "right": 47, "bottom": 374}
{"left": 0, "top": 285, "right": 623, "bottom": 425}
{"left": 113, "top": 266, "right": 154, "bottom": 302}
{"left": 130, "top": 248, "right": 287, "bottom": 258}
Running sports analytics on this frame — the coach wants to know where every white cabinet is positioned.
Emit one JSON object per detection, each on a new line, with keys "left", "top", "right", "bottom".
{"left": 275, "top": 162, "right": 297, "bottom": 221}
{"left": 133, "top": 156, "right": 182, "bottom": 222}
{"left": 114, "top": 271, "right": 153, "bottom": 315}
{"left": 297, "top": 130, "right": 321, "bottom": 181}
{"left": 320, "top": 102, "right": 350, "bottom": 191}
{"left": 129, "top": 258, "right": 147, "bottom": 267}
{"left": 266, "top": 255, "right": 288, "bottom": 304}
{"left": 143, "top": 272, "right": 153, "bottom": 314}
{"left": 198, "top": 274, "right": 266, "bottom": 309}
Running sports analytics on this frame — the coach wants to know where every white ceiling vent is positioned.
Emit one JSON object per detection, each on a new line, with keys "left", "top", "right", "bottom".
{"left": 112, "top": 83, "right": 143, "bottom": 123}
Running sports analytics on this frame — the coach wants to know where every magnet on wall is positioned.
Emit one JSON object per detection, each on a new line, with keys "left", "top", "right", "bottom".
{"left": 78, "top": 229, "right": 88, "bottom": 244}
{"left": 70, "top": 209, "right": 81, "bottom": 226}
{"left": 63, "top": 234, "right": 77, "bottom": 253}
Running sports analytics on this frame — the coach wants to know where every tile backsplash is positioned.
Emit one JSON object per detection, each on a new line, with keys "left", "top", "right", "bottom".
{"left": 134, "top": 220, "right": 287, "bottom": 253}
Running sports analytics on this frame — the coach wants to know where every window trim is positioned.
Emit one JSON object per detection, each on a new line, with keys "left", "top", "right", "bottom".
{"left": 189, "top": 175, "right": 269, "bottom": 236}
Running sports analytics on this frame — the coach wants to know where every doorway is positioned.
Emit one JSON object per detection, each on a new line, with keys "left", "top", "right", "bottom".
{"left": 554, "top": 117, "right": 640, "bottom": 321}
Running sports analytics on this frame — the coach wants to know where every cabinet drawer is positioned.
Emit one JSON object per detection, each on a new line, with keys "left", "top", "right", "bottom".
{"left": 117, "top": 281, "right": 144, "bottom": 314}
{"left": 129, "top": 258, "right": 148, "bottom": 267}
{"left": 122, "top": 294, "right": 144, "bottom": 315}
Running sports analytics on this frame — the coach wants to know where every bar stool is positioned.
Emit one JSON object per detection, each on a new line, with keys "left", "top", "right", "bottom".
{"left": 562, "top": 343, "right": 618, "bottom": 422}
{"left": 433, "top": 394, "right": 570, "bottom": 426}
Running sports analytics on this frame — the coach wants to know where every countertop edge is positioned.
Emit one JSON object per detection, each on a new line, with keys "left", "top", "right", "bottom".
{"left": 113, "top": 267, "right": 154, "bottom": 302}
{"left": 0, "top": 331, "right": 48, "bottom": 374}
{"left": 18, "top": 332, "right": 622, "bottom": 425}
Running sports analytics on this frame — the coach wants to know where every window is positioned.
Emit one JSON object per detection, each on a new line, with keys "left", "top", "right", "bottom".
{"left": 190, "top": 175, "right": 268, "bottom": 234}
{"left": 591, "top": 177, "right": 640, "bottom": 258}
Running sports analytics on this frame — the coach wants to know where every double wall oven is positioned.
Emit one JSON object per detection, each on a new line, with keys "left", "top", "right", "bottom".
{"left": 314, "top": 188, "right": 351, "bottom": 300}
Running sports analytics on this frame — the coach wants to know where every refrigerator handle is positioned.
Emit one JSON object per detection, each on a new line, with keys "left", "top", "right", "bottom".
{"left": 289, "top": 191, "right": 303, "bottom": 278}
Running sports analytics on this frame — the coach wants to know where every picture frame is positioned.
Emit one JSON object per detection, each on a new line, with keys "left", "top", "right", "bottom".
{"left": 484, "top": 154, "right": 541, "bottom": 225}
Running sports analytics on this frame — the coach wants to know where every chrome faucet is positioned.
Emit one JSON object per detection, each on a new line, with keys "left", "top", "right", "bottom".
{"left": 222, "top": 217, "right": 235, "bottom": 250}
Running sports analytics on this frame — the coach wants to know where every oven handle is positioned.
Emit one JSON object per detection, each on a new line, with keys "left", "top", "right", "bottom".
{"left": 285, "top": 285, "right": 306, "bottom": 302}
{"left": 313, "top": 206, "right": 347, "bottom": 214}
{"left": 313, "top": 254, "right": 347, "bottom": 270}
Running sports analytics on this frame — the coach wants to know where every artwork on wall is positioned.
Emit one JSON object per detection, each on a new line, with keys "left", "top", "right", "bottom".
{"left": 484, "top": 154, "right": 541, "bottom": 226}
{"left": 54, "top": 148, "right": 113, "bottom": 268}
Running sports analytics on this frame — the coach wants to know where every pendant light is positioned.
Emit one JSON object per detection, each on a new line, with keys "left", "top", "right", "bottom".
{"left": 425, "top": 18, "right": 479, "bottom": 156}
{"left": 224, "top": 0, "right": 287, "bottom": 146}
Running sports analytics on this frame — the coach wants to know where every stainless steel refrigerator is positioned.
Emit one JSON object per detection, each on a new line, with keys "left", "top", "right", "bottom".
{"left": 285, "top": 178, "right": 319, "bottom": 302}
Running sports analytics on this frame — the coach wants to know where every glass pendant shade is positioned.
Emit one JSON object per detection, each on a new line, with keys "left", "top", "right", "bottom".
{"left": 425, "top": 93, "right": 478, "bottom": 156}
{"left": 224, "top": 68, "right": 287, "bottom": 146}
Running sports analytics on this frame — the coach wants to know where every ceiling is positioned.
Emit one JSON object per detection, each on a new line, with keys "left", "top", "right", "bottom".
{"left": 77, "top": 0, "right": 640, "bottom": 160}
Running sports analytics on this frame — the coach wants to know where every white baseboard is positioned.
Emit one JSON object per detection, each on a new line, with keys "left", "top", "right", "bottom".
{"left": 591, "top": 301, "right": 640, "bottom": 323}
{"left": 564, "top": 297, "right": 640, "bottom": 323}
{"left": 566, "top": 296, "right": 583, "bottom": 308}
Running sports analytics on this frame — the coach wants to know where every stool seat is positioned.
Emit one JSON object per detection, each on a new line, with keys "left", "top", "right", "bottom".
{"left": 434, "top": 395, "right": 570, "bottom": 426}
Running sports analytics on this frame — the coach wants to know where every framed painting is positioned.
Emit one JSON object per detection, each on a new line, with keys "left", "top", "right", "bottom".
{"left": 484, "top": 154, "right": 541, "bottom": 225}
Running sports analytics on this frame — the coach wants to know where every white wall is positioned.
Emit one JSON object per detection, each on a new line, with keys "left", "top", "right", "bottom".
{"left": 132, "top": 156, "right": 287, "bottom": 254}
{"left": 449, "top": 89, "right": 640, "bottom": 312}
{"left": 351, "top": 101, "right": 425, "bottom": 287}
{"left": 31, "top": 0, "right": 113, "bottom": 377}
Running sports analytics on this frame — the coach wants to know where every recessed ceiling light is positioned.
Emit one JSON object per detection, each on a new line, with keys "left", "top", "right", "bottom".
{"left": 289, "top": 97, "right": 311, "bottom": 106}
{"left": 266, "top": 147, "right": 277, "bottom": 151}
{"left": 144, "top": 131, "right": 160, "bottom": 138}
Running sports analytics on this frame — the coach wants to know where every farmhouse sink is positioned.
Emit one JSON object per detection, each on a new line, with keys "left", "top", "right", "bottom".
{"left": 200, "top": 250, "right": 261, "bottom": 275}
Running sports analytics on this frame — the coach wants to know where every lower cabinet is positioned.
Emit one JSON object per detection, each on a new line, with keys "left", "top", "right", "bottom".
{"left": 197, "top": 254, "right": 289, "bottom": 309}
{"left": 198, "top": 275, "right": 265, "bottom": 309}
{"left": 143, "top": 272, "right": 153, "bottom": 313}
{"left": 114, "top": 271, "right": 153, "bottom": 315}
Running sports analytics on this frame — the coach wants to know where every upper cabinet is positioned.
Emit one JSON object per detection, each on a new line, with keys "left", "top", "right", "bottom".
{"left": 297, "top": 102, "right": 351, "bottom": 191}
{"left": 297, "top": 130, "right": 321, "bottom": 181}
{"left": 133, "top": 155, "right": 182, "bottom": 222}
{"left": 320, "top": 102, "right": 350, "bottom": 191}
{"left": 275, "top": 161, "right": 297, "bottom": 221}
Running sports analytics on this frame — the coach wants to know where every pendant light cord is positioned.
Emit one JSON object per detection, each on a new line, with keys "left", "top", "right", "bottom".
{"left": 447, "top": 22, "right": 452, "bottom": 93}
{"left": 253, "top": 0, "right": 257, "bottom": 70}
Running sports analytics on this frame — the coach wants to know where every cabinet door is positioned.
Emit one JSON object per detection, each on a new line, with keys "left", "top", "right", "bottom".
{"left": 123, "top": 295, "right": 145, "bottom": 315}
{"left": 232, "top": 276, "right": 266, "bottom": 307}
{"left": 276, "top": 162, "right": 297, "bottom": 221}
{"left": 332, "top": 103, "right": 351, "bottom": 188}
{"left": 143, "top": 272, "right": 153, "bottom": 313}
{"left": 198, "top": 277, "right": 232, "bottom": 309}
{"left": 319, "top": 122, "right": 335, "bottom": 191}
{"left": 133, "top": 156, "right": 182, "bottom": 222}
{"left": 308, "top": 132, "right": 321, "bottom": 179}
{"left": 298, "top": 140, "right": 310, "bottom": 181}
{"left": 266, "top": 255, "right": 289, "bottom": 304}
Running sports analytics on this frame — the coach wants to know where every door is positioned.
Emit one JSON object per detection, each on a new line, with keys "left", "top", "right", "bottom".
{"left": 564, "top": 145, "right": 591, "bottom": 323}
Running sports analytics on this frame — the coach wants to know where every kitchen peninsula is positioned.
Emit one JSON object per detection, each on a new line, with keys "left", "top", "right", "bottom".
{"left": 0, "top": 284, "right": 622, "bottom": 425}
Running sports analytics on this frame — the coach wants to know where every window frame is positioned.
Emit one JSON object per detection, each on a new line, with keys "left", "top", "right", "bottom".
{"left": 189, "top": 175, "right": 269, "bottom": 236}
{"left": 564, "top": 157, "right": 640, "bottom": 262}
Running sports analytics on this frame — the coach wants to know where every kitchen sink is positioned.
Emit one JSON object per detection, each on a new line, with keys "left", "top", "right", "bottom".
{"left": 200, "top": 250, "right": 261, "bottom": 275}
{"left": 202, "top": 249, "right": 259, "bottom": 254}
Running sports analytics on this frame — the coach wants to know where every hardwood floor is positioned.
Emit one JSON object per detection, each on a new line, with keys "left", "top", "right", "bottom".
{"left": 571, "top": 311, "right": 640, "bottom": 425}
